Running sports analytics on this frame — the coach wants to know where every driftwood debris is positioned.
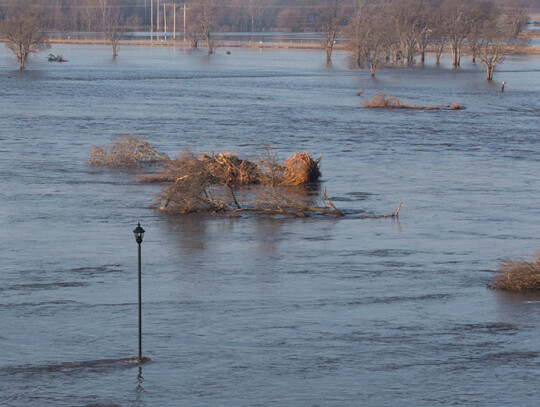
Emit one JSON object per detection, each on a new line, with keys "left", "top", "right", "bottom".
{"left": 88, "top": 136, "right": 402, "bottom": 219}
{"left": 48, "top": 54, "right": 67, "bottom": 62}
{"left": 357, "top": 201, "right": 403, "bottom": 219}
{"left": 363, "top": 94, "right": 462, "bottom": 110}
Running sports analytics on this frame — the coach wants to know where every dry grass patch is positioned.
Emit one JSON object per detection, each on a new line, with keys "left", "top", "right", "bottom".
{"left": 488, "top": 252, "right": 540, "bottom": 291}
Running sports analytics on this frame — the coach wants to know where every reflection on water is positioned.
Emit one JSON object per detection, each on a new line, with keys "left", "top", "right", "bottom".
{"left": 0, "top": 45, "right": 539, "bottom": 406}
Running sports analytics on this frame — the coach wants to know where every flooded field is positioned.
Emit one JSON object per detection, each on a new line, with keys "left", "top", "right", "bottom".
{"left": 1, "top": 45, "right": 539, "bottom": 406}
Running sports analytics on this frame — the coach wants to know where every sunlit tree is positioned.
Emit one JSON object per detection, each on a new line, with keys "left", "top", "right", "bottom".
{"left": 2, "top": 0, "right": 49, "bottom": 69}
{"left": 318, "top": 0, "right": 346, "bottom": 65}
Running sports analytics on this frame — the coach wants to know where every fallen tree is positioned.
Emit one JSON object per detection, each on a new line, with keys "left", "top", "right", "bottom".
{"left": 487, "top": 252, "right": 540, "bottom": 291}
{"left": 88, "top": 136, "right": 402, "bottom": 218}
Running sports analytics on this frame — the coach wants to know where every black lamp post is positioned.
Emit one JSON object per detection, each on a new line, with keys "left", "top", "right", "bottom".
{"left": 133, "top": 222, "right": 145, "bottom": 362}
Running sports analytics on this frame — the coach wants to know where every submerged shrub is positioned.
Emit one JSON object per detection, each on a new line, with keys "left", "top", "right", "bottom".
{"left": 488, "top": 252, "right": 540, "bottom": 291}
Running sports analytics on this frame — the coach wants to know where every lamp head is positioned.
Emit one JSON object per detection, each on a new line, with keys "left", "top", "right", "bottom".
{"left": 133, "top": 223, "right": 145, "bottom": 244}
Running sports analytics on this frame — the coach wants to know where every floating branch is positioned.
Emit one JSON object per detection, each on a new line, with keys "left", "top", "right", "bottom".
{"left": 357, "top": 200, "right": 403, "bottom": 219}
{"left": 487, "top": 252, "right": 540, "bottom": 291}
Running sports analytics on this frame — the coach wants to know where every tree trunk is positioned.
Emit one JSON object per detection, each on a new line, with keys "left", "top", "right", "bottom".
{"left": 406, "top": 44, "right": 414, "bottom": 65}
{"left": 370, "top": 64, "right": 375, "bottom": 76}
{"left": 18, "top": 45, "right": 25, "bottom": 69}
{"left": 205, "top": 32, "right": 213, "bottom": 54}
{"left": 326, "top": 46, "right": 332, "bottom": 65}
{"left": 451, "top": 45, "right": 461, "bottom": 67}
{"left": 486, "top": 63, "right": 494, "bottom": 81}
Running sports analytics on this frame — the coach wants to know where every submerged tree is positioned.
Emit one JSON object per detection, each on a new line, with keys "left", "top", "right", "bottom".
{"left": 470, "top": 16, "right": 527, "bottom": 80}
{"left": 389, "top": 0, "right": 425, "bottom": 65}
{"left": 98, "top": 0, "right": 123, "bottom": 57}
{"left": 2, "top": 1, "right": 49, "bottom": 69}
{"left": 440, "top": 0, "right": 472, "bottom": 68}
{"left": 318, "top": 0, "right": 346, "bottom": 65}
{"left": 189, "top": 0, "right": 219, "bottom": 54}
{"left": 347, "top": 4, "right": 390, "bottom": 76}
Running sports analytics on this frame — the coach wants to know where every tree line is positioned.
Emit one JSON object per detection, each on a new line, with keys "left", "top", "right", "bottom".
{"left": 0, "top": 0, "right": 534, "bottom": 77}
{"left": 0, "top": 0, "right": 534, "bottom": 33}
{"left": 345, "top": 0, "right": 531, "bottom": 79}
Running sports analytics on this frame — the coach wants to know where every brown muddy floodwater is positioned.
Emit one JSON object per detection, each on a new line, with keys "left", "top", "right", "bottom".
{"left": 0, "top": 44, "right": 539, "bottom": 406}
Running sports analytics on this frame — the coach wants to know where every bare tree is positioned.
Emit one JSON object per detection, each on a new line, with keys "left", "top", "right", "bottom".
{"left": 470, "top": 16, "right": 527, "bottom": 80}
{"left": 465, "top": 1, "right": 497, "bottom": 63}
{"left": 190, "top": 0, "right": 219, "bottom": 54}
{"left": 244, "top": 0, "right": 265, "bottom": 32}
{"left": 440, "top": 0, "right": 472, "bottom": 67}
{"left": 98, "top": 0, "right": 123, "bottom": 57}
{"left": 503, "top": 0, "right": 530, "bottom": 38}
{"left": 415, "top": 2, "right": 432, "bottom": 64}
{"left": 2, "top": 0, "right": 49, "bottom": 69}
{"left": 318, "top": 0, "right": 346, "bottom": 65}
{"left": 389, "top": 0, "right": 425, "bottom": 65}
{"left": 347, "top": 4, "right": 390, "bottom": 76}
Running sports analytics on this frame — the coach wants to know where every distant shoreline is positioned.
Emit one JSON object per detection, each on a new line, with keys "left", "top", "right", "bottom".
{"left": 1, "top": 33, "right": 539, "bottom": 55}
{"left": 37, "top": 38, "right": 540, "bottom": 56}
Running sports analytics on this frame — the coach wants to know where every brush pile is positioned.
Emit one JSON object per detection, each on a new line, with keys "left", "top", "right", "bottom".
{"left": 89, "top": 137, "right": 338, "bottom": 217}
{"left": 88, "top": 136, "right": 171, "bottom": 168}
{"left": 279, "top": 152, "right": 322, "bottom": 185}
{"left": 151, "top": 150, "right": 326, "bottom": 215}
{"left": 138, "top": 149, "right": 320, "bottom": 187}
{"left": 363, "top": 94, "right": 461, "bottom": 110}
{"left": 88, "top": 136, "right": 401, "bottom": 218}
{"left": 488, "top": 252, "right": 540, "bottom": 291}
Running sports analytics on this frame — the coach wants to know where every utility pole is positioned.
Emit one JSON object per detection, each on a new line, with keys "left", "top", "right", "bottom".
{"left": 164, "top": 3, "right": 167, "bottom": 40}
{"left": 183, "top": 3, "right": 186, "bottom": 45}
{"left": 151, "top": 0, "right": 154, "bottom": 42}
{"left": 173, "top": 4, "right": 176, "bottom": 41}
{"left": 157, "top": 0, "right": 160, "bottom": 41}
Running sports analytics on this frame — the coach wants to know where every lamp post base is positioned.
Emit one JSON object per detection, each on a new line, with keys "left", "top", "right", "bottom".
{"left": 125, "top": 356, "right": 153, "bottom": 364}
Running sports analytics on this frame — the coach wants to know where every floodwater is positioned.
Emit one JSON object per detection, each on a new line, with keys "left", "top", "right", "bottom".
{"left": 0, "top": 44, "right": 539, "bottom": 406}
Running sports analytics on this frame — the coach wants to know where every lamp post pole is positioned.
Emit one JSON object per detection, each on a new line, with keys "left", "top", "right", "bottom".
{"left": 133, "top": 223, "right": 145, "bottom": 362}
{"left": 138, "top": 238, "right": 142, "bottom": 360}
